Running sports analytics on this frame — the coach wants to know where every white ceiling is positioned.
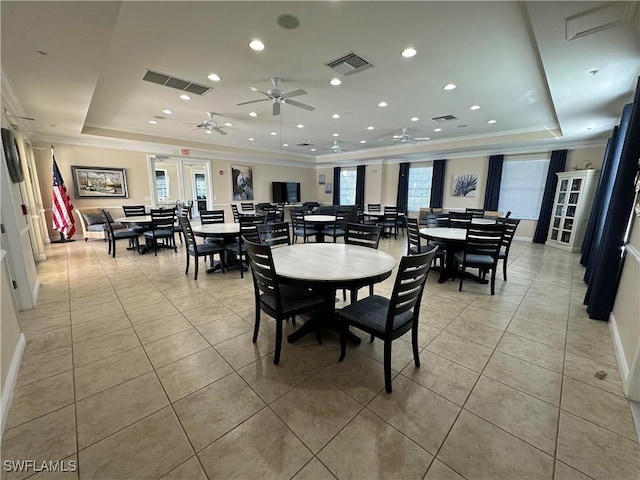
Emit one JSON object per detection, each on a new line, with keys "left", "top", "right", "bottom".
{"left": 1, "top": 1, "right": 639, "bottom": 165}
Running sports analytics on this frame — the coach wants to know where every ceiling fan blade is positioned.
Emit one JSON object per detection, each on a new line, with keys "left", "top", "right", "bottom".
{"left": 237, "top": 98, "right": 270, "bottom": 106}
{"left": 282, "top": 88, "right": 307, "bottom": 98}
{"left": 283, "top": 99, "right": 315, "bottom": 111}
{"left": 195, "top": 122, "right": 207, "bottom": 128}
{"left": 249, "top": 87, "right": 270, "bottom": 96}
{"left": 273, "top": 101, "right": 281, "bottom": 116}
{"left": 413, "top": 137, "right": 430, "bottom": 141}
{"left": 213, "top": 127, "right": 227, "bottom": 135}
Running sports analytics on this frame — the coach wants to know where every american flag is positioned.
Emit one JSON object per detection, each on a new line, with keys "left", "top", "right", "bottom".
{"left": 52, "top": 149, "right": 76, "bottom": 240}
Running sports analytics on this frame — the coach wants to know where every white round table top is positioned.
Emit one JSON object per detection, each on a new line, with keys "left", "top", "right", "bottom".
{"left": 473, "top": 218, "right": 496, "bottom": 225}
{"left": 419, "top": 227, "right": 467, "bottom": 242}
{"left": 271, "top": 243, "right": 396, "bottom": 283}
{"left": 304, "top": 215, "right": 336, "bottom": 222}
{"left": 192, "top": 223, "right": 240, "bottom": 236}
{"left": 115, "top": 215, "right": 152, "bottom": 224}
{"left": 363, "top": 210, "right": 405, "bottom": 217}
{"left": 238, "top": 210, "right": 257, "bottom": 215}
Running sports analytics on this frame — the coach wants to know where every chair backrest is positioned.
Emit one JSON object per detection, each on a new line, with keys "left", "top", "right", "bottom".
{"left": 275, "top": 204, "right": 285, "bottom": 222}
{"left": 331, "top": 214, "right": 349, "bottom": 236}
{"left": 240, "top": 202, "right": 254, "bottom": 211}
{"left": 448, "top": 211, "right": 474, "bottom": 228}
{"left": 367, "top": 203, "right": 381, "bottom": 212}
{"left": 257, "top": 222, "right": 291, "bottom": 246}
{"left": 382, "top": 206, "right": 398, "bottom": 223}
{"left": 178, "top": 215, "right": 198, "bottom": 253}
{"left": 384, "top": 247, "right": 438, "bottom": 333}
{"left": 425, "top": 213, "right": 448, "bottom": 228}
{"left": 496, "top": 218, "right": 520, "bottom": 252}
{"left": 303, "top": 201, "right": 319, "bottom": 213}
{"left": 265, "top": 210, "right": 278, "bottom": 223}
{"left": 345, "top": 222, "right": 382, "bottom": 249}
{"left": 465, "top": 208, "right": 486, "bottom": 218}
{"left": 122, "top": 205, "right": 146, "bottom": 217}
{"left": 244, "top": 239, "right": 283, "bottom": 312}
{"left": 238, "top": 215, "right": 264, "bottom": 244}
{"left": 290, "top": 210, "right": 306, "bottom": 232}
{"left": 464, "top": 224, "right": 504, "bottom": 261}
{"left": 150, "top": 209, "right": 175, "bottom": 229}
{"left": 231, "top": 204, "right": 240, "bottom": 222}
{"left": 101, "top": 209, "right": 115, "bottom": 237}
{"left": 406, "top": 217, "right": 422, "bottom": 254}
{"left": 200, "top": 210, "right": 225, "bottom": 224}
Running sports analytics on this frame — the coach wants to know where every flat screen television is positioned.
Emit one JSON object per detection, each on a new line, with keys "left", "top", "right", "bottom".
{"left": 272, "top": 181, "right": 300, "bottom": 203}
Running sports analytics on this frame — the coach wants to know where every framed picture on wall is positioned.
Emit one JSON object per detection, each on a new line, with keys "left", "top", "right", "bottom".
{"left": 452, "top": 173, "right": 478, "bottom": 197}
{"left": 319, "top": 174, "right": 326, "bottom": 185}
{"left": 71, "top": 166, "right": 128, "bottom": 198}
{"left": 231, "top": 165, "right": 254, "bottom": 200}
{"left": 324, "top": 182, "right": 332, "bottom": 194}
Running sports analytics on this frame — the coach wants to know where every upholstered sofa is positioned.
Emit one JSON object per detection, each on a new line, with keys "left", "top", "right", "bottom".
{"left": 76, "top": 208, "right": 127, "bottom": 241}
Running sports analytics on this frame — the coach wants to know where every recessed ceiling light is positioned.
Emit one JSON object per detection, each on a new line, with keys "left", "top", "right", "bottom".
{"left": 224, "top": 122, "right": 232, "bottom": 127}
{"left": 367, "top": 126, "right": 375, "bottom": 130}
{"left": 401, "top": 48, "right": 417, "bottom": 58}
{"left": 282, "top": 143, "right": 289, "bottom": 147}
{"left": 270, "top": 132, "right": 277, "bottom": 136}
{"left": 443, "top": 83, "right": 457, "bottom": 91}
{"left": 332, "top": 114, "right": 341, "bottom": 119}
{"left": 470, "top": 105, "right": 480, "bottom": 110}
{"left": 330, "top": 78, "right": 342, "bottom": 86}
{"left": 393, "top": 135, "right": 401, "bottom": 139}
{"left": 205, "top": 130, "right": 212, "bottom": 134}
{"left": 297, "top": 124, "right": 304, "bottom": 128}
{"left": 360, "top": 140, "right": 366, "bottom": 144}
{"left": 248, "top": 137, "right": 255, "bottom": 141}
{"left": 332, "top": 133, "right": 339, "bottom": 137}
{"left": 378, "top": 101, "right": 388, "bottom": 107}
{"left": 249, "top": 112, "right": 258, "bottom": 117}
{"left": 179, "top": 94, "right": 191, "bottom": 100}
{"left": 411, "top": 117, "right": 419, "bottom": 122}
{"left": 310, "top": 148, "right": 316, "bottom": 152}
{"left": 162, "top": 109, "right": 173, "bottom": 115}
{"left": 148, "top": 120, "right": 158, "bottom": 125}
{"left": 434, "top": 128, "right": 442, "bottom": 132}
{"left": 249, "top": 39, "right": 265, "bottom": 51}
{"left": 487, "top": 119, "right": 497, "bottom": 124}
{"left": 207, "top": 73, "right": 221, "bottom": 82}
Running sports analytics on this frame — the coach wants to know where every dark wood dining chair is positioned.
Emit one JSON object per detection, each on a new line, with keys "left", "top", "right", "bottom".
{"left": 244, "top": 239, "right": 325, "bottom": 365}
{"left": 200, "top": 209, "right": 226, "bottom": 245}
{"left": 257, "top": 222, "right": 291, "bottom": 247}
{"left": 343, "top": 223, "right": 383, "bottom": 301}
{"left": 231, "top": 204, "right": 240, "bottom": 223}
{"left": 291, "top": 210, "right": 318, "bottom": 243}
{"left": 224, "top": 215, "right": 264, "bottom": 277}
{"left": 103, "top": 209, "right": 140, "bottom": 258}
{"left": 406, "top": 217, "right": 445, "bottom": 270}
{"left": 496, "top": 217, "right": 520, "bottom": 281}
{"left": 325, "top": 213, "right": 348, "bottom": 243}
{"left": 241, "top": 202, "right": 254, "bottom": 212}
{"left": 178, "top": 215, "right": 225, "bottom": 280}
{"left": 144, "top": 209, "right": 177, "bottom": 255}
{"left": 378, "top": 206, "right": 399, "bottom": 239}
{"left": 453, "top": 224, "right": 505, "bottom": 295}
{"left": 465, "top": 208, "right": 486, "bottom": 218}
{"left": 448, "top": 211, "right": 474, "bottom": 228}
{"left": 336, "top": 247, "right": 438, "bottom": 393}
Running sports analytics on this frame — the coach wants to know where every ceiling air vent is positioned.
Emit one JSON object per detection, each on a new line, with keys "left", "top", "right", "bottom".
{"left": 325, "top": 52, "right": 374, "bottom": 76}
{"left": 142, "top": 70, "right": 211, "bottom": 96}
{"left": 431, "top": 115, "right": 458, "bottom": 123}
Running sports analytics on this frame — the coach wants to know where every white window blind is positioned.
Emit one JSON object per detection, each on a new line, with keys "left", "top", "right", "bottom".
{"left": 498, "top": 158, "right": 550, "bottom": 219}
{"left": 155, "top": 170, "right": 169, "bottom": 199}
{"left": 339, "top": 168, "right": 357, "bottom": 205}
{"left": 407, "top": 165, "right": 433, "bottom": 211}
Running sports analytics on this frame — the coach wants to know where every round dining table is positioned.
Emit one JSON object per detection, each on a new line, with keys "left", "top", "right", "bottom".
{"left": 191, "top": 223, "right": 240, "bottom": 273}
{"left": 303, "top": 214, "right": 336, "bottom": 242}
{"left": 271, "top": 243, "right": 396, "bottom": 343}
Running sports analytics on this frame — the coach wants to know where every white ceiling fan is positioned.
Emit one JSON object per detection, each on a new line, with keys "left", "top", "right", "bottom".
{"left": 237, "top": 77, "right": 315, "bottom": 116}
{"left": 191, "top": 112, "right": 227, "bottom": 135}
{"left": 320, "top": 140, "right": 348, "bottom": 153}
{"left": 380, "top": 127, "right": 430, "bottom": 145}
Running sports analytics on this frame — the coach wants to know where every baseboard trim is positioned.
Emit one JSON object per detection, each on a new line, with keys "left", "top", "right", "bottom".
{"left": 1, "top": 333, "right": 26, "bottom": 439}
{"left": 609, "top": 312, "right": 630, "bottom": 390}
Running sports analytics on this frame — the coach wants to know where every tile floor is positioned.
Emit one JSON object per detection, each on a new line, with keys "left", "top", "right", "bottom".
{"left": 2, "top": 234, "right": 639, "bottom": 480}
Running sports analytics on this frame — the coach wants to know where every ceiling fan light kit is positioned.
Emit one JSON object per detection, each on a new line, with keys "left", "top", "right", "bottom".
{"left": 237, "top": 77, "right": 315, "bottom": 116}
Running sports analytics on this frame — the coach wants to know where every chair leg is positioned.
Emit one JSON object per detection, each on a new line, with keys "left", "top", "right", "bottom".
{"left": 384, "top": 340, "right": 393, "bottom": 393}
{"left": 490, "top": 268, "right": 496, "bottom": 295}
{"left": 503, "top": 258, "right": 508, "bottom": 281}
{"left": 412, "top": 324, "right": 421, "bottom": 368}
{"left": 239, "top": 253, "right": 244, "bottom": 278}
{"left": 369, "top": 284, "right": 374, "bottom": 297}
{"left": 458, "top": 266, "right": 465, "bottom": 292}
{"left": 338, "top": 321, "right": 347, "bottom": 362}
{"left": 185, "top": 252, "right": 190, "bottom": 275}
{"left": 274, "top": 319, "right": 283, "bottom": 365}
{"left": 194, "top": 256, "right": 199, "bottom": 280}
{"left": 112, "top": 239, "right": 116, "bottom": 258}
{"left": 253, "top": 301, "right": 260, "bottom": 343}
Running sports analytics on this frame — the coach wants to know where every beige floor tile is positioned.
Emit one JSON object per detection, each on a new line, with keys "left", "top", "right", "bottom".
{"left": 557, "top": 411, "right": 640, "bottom": 480}
{"left": 24, "top": 327, "right": 71, "bottom": 357}
{"left": 484, "top": 351, "right": 562, "bottom": 405}
{"left": 124, "top": 300, "right": 180, "bottom": 325}
{"left": 563, "top": 352, "right": 625, "bottom": 397}
{"left": 506, "top": 318, "right": 566, "bottom": 350}
{"left": 156, "top": 348, "right": 233, "bottom": 402}
{"left": 426, "top": 331, "right": 493, "bottom": 372}
{"left": 554, "top": 460, "right": 593, "bottom": 480}
{"left": 76, "top": 372, "right": 169, "bottom": 449}
{"left": 271, "top": 374, "right": 362, "bottom": 453}
{"left": 237, "top": 351, "right": 315, "bottom": 403}
{"left": 320, "top": 350, "right": 388, "bottom": 404}
{"left": 287, "top": 333, "right": 342, "bottom": 371}
{"left": 214, "top": 331, "right": 275, "bottom": 370}
{"left": 356, "top": 335, "right": 419, "bottom": 371}
{"left": 561, "top": 377, "right": 637, "bottom": 441}
{"left": 72, "top": 327, "right": 140, "bottom": 367}
{"left": 466, "top": 376, "right": 559, "bottom": 455}
{"left": 1, "top": 406, "right": 76, "bottom": 480}
{"left": 78, "top": 407, "right": 193, "bottom": 480}
{"left": 438, "top": 410, "right": 554, "bottom": 480}
{"left": 20, "top": 312, "right": 71, "bottom": 336}
{"left": 117, "top": 291, "right": 167, "bottom": 311}
{"left": 402, "top": 350, "right": 479, "bottom": 406}
{"left": 27, "top": 453, "right": 78, "bottom": 480}
{"left": 169, "top": 290, "right": 219, "bottom": 312}
{"left": 132, "top": 313, "right": 192, "bottom": 344}
{"left": 198, "top": 408, "right": 312, "bottom": 479}
{"left": 16, "top": 346, "right": 73, "bottom": 388}
{"left": 468, "top": 296, "right": 520, "bottom": 317}
{"left": 20, "top": 300, "right": 70, "bottom": 321}
{"left": 369, "top": 375, "right": 460, "bottom": 455}
{"left": 444, "top": 317, "right": 504, "bottom": 348}
{"left": 496, "top": 333, "right": 565, "bottom": 373}
{"left": 70, "top": 301, "right": 124, "bottom": 325}
{"left": 159, "top": 457, "right": 207, "bottom": 480}
{"left": 143, "top": 328, "right": 210, "bottom": 369}
{"left": 319, "top": 408, "right": 432, "bottom": 479}
{"left": 566, "top": 333, "right": 617, "bottom": 367}
{"left": 74, "top": 347, "right": 152, "bottom": 400}
{"left": 173, "top": 373, "right": 265, "bottom": 452}
{"left": 567, "top": 317, "right": 611, "bottom": 339}
{"left": 292, "top": 458, "right": 336, "bottom": 480}
{"left": 513, "top": 306, "right": 568, "bottom": 330}
{"left": 71, "top": 313, "right": 131, "bottom": 343}
{"left": 424, "top": 460, "right": 466, "bottom": 480}
{"left": 458, "top": 303, "right": 514, "bottom": 330}
{"left": 195, "top": 314, "right": 252, "bottom": 346}
{"left": 6, "top": 371, "right": 74, "bottom": 428}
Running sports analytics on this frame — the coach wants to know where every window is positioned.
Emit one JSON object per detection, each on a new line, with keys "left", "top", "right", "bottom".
{"left": 407, "top": 165, "right": 433, "bottom": 211}
{"left": 498, "top": 158, "right": 550, "bottom": 219}
{"left": 195, "top": 173, "right": 206, "bottom": 199}
{"left": 155, "top": 169, "right": 169, "bottom": 199}
{"left": 339, "top": 168, "right": 357, "bottom": 205}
